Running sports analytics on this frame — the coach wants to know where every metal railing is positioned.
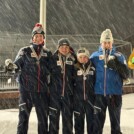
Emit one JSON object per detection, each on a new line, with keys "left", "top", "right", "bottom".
{"left": 0, "top": 71, "right": 18, "bottom": 91}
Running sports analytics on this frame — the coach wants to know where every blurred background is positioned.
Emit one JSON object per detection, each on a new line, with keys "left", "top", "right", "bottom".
{"left": 0, "top": 0, "right": 134, "bottom": 108}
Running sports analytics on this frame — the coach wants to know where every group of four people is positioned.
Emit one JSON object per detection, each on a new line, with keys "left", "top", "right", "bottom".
{"left": 5, "top": 23, "right": 129, "bottom": 134}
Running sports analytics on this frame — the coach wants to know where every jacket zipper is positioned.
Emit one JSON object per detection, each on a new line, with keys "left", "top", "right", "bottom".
{"left": 104, "top": 50, "right": 107, "bottom": 96}
{"left": 61, "top": 61, "right": 66, "bottom": 96}
{"left": 104, "top": 66, "right": 107, "bottom": 96}
{"left": 37, "top": 46, "right": 40, "bottom": 92}
{"left": 83, "top": 76, "right": 86, "bottom": 100}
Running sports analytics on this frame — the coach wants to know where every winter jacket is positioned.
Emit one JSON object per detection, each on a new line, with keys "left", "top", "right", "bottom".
{"left": 14, "top": 44, "right": 52, "bottom": 92}
{"left": 73, "top": 61, "right": 95, "bottom": 103}
{"left": 90, "top": 46, "right": 129, "bottom": 95}
{"left": 49, "top": 51, "right": 76, "bottom": 98}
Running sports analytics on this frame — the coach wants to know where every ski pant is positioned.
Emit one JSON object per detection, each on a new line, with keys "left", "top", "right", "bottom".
{"left": 17, "top": 91, "right": 49, "bottom": 134}
{"left": 74, "top": 100, "right": 94, "bottom": 134}
{"left": 93, "top": 94, "right": 122, "bottom": 134}
{"left": 49, "top": 95, "right": 73, "bottom": 134}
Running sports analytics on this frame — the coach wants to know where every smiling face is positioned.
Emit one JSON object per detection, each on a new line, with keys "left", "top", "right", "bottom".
{"left": 58, "top": 45, "right": 70, "bottom": 56}
{"left": 77, "top": 55, "right": 89, "bottom": 64}
{"left": 32, "top": 34, "right": 44, "bottom": 45}
{"left": 101, "top": 41, "right": 113, "bottom": 50}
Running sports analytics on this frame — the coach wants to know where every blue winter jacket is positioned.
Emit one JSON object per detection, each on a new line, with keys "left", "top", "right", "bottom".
{"left": 90, "top": 46, "right": 127, "bottom": 95}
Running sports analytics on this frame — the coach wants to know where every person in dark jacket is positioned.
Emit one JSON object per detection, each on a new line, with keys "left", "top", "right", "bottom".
{"left": 49, "top": 38, "right": 76, "bottom": 134}
{"left": 73, "top": 48, "right": 96, "bottom": 134}
{"left": 90, "top": 29, "right": 129, "bottom": 134}
{"left": 5, "top": 23, "right": 52, "bottom": 134}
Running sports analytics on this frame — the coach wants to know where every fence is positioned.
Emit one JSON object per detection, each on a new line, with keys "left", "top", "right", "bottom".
{"left": 0, "top": 71, "right": 18, "bottom": 90}
{"left": 0, "top": 33, "right": 132, "bottom": 90}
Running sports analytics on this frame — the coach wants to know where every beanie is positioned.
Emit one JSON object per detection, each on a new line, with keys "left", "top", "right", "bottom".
{"left": 32, "top": 23, "right": 45, "bottom": 38}
{"left": 58, "top": 38, "right": 71, "bottom": 48}
{"left": 100, "top": 29, "right": 113, "bottom": 43}
{"left": 77, "top": 48, "right": 90, "bottom": 58}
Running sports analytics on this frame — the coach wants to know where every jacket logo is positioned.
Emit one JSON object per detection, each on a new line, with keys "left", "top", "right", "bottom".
{"left": 99, "top": 55, "right": 104, "bottom": 60}
{"left": 19, "top": 51, "right": 24, "bottom": 56}
{"left": 42, "top": 53, "right": 47, "bottom": 57}
{"left": 57, "top": 61, "right": 61, "bottom": 66}
{"left": 89, "top": 71, "right": 93, "bottom": 75}
{"left": 77, "top": 70, "right": 83, "bottom": 75}
{"left": 31, "top": 53, "right": 36, "bottom": 57}
{"left": 66, "top": 61, "right": 73, "bottom": 65}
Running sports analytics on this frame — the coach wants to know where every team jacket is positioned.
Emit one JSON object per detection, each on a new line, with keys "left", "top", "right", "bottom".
{"left": 90, "top": 46, "right": 129, "bottom": 95}
{"left": 14, "top": 44, "right": 52, "bottom": 92}
{"left": 73, "top": 61, "right": 95, "bottom": 103}
{"left": 49, "top": 51, "right": 76, "bottom": 98}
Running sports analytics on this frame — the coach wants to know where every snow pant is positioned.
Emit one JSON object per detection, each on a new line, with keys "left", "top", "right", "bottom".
{"left": 17, "top": 91, "right": 49, "bottom": 134}
{"left": 93, "top": 94, "right": 122, "bottom": 134}
{"left": 74, "top": 100, "right": 94, "bottom": 134}
{"left": 49, "top": 95, "right": 73, "bottom": 134}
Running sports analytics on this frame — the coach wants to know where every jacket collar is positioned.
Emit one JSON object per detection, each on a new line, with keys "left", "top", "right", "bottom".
{"left": 98, "top": 45, "right": 116, "bottom": 55}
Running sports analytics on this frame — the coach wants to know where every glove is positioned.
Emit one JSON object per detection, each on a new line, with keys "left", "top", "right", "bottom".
{"left": 107, "top": 56, "right": 118, "bottom": 71}
{"left": 5, "top": 59, "right": 18, "bottom": 71}
{"left": 107, "top": 56, "right": 129, "bottom": 79}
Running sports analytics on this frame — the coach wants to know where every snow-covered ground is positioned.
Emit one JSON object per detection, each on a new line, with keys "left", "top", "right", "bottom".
{"left": 0, "top": 93, "right": 134, "bottom": 134}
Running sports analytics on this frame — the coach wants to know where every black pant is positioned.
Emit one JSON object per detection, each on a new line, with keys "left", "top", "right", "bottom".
{"left": 17, "top": 91, "right": 49, "bottom": 134}
{"left": 93, "top": 94, "right": 122, "bottom": 134}
{"left": 74, "top": 101, "right": 94, "bottom": 134}
{"left": 49, "top": 95, "right": 73, "bottom": 134}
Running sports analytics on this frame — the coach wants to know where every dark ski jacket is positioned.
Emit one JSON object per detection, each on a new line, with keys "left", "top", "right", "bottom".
{"left": 73, "top": 60, "right": 96, "bottom": 110}
{"left": 14, "top": 44, "right": 52, "bottom": 93}
{"left": 49, "top": 51, "right": 77, "bottom": 98}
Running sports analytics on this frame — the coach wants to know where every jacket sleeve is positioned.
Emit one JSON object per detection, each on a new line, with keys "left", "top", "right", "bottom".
{"left": 107, "top": 54, "right": 129, "bottom": 79}
{"left": 90, "top": 63, "right": 96, "bottom": 96}
{"left": 14, "top": 47, "right": 26, "bottom": 71}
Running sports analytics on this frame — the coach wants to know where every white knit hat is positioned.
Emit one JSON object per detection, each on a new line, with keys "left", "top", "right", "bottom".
{"left": 100, "top": 29, "right": 113, "bottom": 43}
{"left": 77, "top": 48, "right": 90, "bottom": 58}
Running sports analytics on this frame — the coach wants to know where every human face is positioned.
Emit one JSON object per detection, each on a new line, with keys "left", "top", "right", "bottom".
{"left": 77, "top": 55, "right": 89, "bottom": 64}
{"left": 101, "top": 41, "right": 112, "bottom": 50}
{"left": 32, "top": 34, "right": 44, "bottom": 45}
{"left": 58, "top": 45, "right": 70, "bottom": 56}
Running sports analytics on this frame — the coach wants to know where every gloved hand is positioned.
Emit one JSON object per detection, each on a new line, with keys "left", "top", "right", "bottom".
{"left": 107, "top": 56, "right": 118, "bottom": 70}
{"left": 107, "top": 56, "right": 129, "bottom": 79}
{"left": 5, "top": 59, "right": 18, "bottom": 71}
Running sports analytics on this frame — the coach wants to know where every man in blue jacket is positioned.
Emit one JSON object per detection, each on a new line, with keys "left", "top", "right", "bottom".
{"left": 5, "top": 23, "right": 52, "bottom": 134}
{"left": 90, "top": 29, "right": 129, "bottom": 134}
